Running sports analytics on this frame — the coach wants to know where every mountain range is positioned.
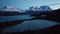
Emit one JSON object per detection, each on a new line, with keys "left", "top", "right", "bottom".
{"left": 0, "top": 6, "right": 58, "bottom": 16}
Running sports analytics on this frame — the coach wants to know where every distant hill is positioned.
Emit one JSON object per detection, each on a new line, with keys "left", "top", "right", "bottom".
{"left": 0, "top": 11, "right": 21, "bottom": 16}
{"left": 21, "top": 10, "right": 52, "bottom": 15}
{"left": 0, "top": 10, "right": 52, "bottom": 16}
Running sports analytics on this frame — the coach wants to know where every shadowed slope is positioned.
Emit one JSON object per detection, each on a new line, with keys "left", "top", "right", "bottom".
{"left": 44, "top": 9, "right": 60, "bottom": 22}
{"left": 30, "top": 9, "right": 60, "bottom": 23}
{"left": 0, "top": 20, "right": 24, "bottom": 28}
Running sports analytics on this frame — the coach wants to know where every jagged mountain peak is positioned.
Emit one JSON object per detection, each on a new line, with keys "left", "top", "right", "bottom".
{"left": 40, "top": 6, "right": 52, "bottom": 11}
{"left": 0, "top": 6, "right": 23, "bottom": 12}
{"left": 28, "top": 6, "right": 52, "bottom": 11}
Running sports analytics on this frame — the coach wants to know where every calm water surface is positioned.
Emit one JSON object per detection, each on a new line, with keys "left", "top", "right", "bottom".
{"left": 0, "top": 15, "right": 59, "bottom": 33}
{"left": 2, "top": 20, "right": 59, "bottom": 33}
{"left": 0, "top": 15, "right": 34, "bottom": 22}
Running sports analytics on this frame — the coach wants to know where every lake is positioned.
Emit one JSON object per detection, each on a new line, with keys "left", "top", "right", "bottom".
{"left": 0, "top": 15, "right": 59, "bottom": 33}
{"left": 0, "top": 15, "right": 34, "bottom": 22}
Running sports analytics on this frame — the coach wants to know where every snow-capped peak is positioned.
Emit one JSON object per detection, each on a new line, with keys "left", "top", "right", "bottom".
{"left": 29, "top": 6, "right": 52, "bottom": 11}
{"left": 29, "top": 6, "right": 40, "bottom": 11}
{"left": 0, "top": 6, "right": 24, "bottom": 12}
{"left": 29, "top": 6, "right": 36, "bottom": 11}
{"left": 40, "top": 6, "right": 52, "bottom": 11}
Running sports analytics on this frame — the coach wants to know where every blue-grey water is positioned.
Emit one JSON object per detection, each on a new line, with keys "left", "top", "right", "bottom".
{"left": 2, "top": 20, "right": 59, "bottom": 33}
{"left": 0, "top": 15, "right": 34, "bottom": 22}
{"left": 0, "top": 15, "right": 59, "bottom": 33}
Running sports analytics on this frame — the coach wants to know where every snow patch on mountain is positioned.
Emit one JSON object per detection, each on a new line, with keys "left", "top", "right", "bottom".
{"left": 0, "top": 6, "right": 52, "bottom": 13}
{"left": 0, "top": 6, "right": 24, "bottom": 12}
{"left": 29, "top": 6, "right": 52, "bottom": 11}
{"left": 40, "top": 6, "right": 52, "bottom": 11}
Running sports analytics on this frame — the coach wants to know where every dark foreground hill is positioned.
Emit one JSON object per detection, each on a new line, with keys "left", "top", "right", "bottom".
{"left": 44, "top": 9, "right": 60, "bottom": 22}
{"left": 0, "top": 20, "right": 25, "bottom": 28}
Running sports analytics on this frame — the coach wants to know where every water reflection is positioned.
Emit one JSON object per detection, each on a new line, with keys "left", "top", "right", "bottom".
{"left": 0, "top": 15, "right": 34, "bottom": 22}
{"left": 3, "top": 20, "right": 59, "bottom": 33}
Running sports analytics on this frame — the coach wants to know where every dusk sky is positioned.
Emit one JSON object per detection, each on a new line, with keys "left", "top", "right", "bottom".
{"left": 0, "top": 0, "right": 60, "bottom": 10}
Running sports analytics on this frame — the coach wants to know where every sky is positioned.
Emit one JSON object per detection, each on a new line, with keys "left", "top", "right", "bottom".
{"left": 0, "top": 0, "right": 60, "bottom": 10}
